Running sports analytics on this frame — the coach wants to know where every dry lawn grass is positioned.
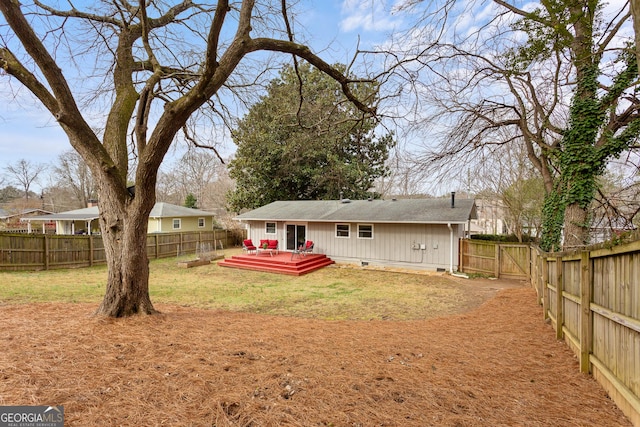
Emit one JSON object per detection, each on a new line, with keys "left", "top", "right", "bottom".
{"left": 0, "top": 276, "right": 631, "bottom": 426}
{"left": 0, "top": 256, "right": 502, "bottom": 320}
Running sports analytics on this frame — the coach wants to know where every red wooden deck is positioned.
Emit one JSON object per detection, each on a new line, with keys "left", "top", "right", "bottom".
{"left": 218, "top": 251, "right": 335, "bottom": 276}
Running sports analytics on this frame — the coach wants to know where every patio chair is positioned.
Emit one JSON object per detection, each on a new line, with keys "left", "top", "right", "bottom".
{"left": 242, "top": 239, "right": 257, "bottom": 254}
{"left": 301, "top": 240, "right": 314, "bottom": 255}
{"left": 291, "top": 240, "right": 313, "bottom": 260}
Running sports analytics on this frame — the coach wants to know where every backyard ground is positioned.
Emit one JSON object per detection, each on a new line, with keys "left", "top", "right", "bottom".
{"left": 0, "top": 264, "right": 632, "bottom": 426}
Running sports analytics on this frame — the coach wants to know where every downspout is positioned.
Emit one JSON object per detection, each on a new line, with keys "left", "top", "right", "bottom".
{"left": 448, "top": 192, "right": 455, "bottom": 273}
{"left": 447, "top": 223, "right": 454, "bottom": 273}
{"left": 449, "top": 222, "right": 469, "bottom": 278}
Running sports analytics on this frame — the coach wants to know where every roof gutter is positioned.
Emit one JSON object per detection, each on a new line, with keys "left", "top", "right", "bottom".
{"left": 233, "top": 218, "right": 469, "bottom": 225}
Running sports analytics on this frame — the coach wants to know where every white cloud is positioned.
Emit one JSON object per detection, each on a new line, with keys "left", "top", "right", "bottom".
{"left": 339, "top": 0, "right": 401, "bottom": 33}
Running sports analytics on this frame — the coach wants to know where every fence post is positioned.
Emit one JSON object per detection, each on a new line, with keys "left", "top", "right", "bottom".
{"left": 43, "top": 234, "right": 49, "bottom": 270}
{"left": 154, "top": 234, "right": 159, "bottom": 259}
{"left": 556, "top": 255, "right": 564, "bottom": 340}
{"left": 542, "top": 255, "right": 549, "bottom": 320}
{"left": 494, "top": 243, "right": 500, "bottom": 278}
{"left": 89, "top": 235, "right": 94, "bottom": 267}
{"left": 530, "top": 247, "right": 539, "bottom": 295}
{"left": 580, "top": 250, "right": 592, "bottom": 373}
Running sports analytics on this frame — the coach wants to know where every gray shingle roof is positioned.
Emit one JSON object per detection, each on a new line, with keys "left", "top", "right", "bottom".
{"left": 23, "top": 203, "right": 214, "bottom": 221}
{"left": 1, "top": 208, "right": 56, "bottom": 220}
{"left": 235, "top": 199, "right": 477, "bottom": 224}
{"left": 149, "top": 203, "right": 214, "bottom": 218}
{"left": 25, "top": 206, "right": 100, "bottom": 221}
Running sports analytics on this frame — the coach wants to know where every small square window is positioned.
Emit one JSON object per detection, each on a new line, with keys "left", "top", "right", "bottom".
{"left": 265, "top": 222, "right": 276, "bottom": 234}
{"left": 336, "top": 223, "right": 350, "bottom": 238}
{"left": 358, "top": 224, "right": 373, "bottom": 239}
{"left": 198, "top": 218, "right": 205, "bottom": 228}
{"left": 172, "top": 218, "right": 181, "bottom": 230}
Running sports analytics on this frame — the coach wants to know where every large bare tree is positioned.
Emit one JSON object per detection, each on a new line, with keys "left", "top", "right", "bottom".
{"left": 0, "top": 1, "right": 376, "bottom": 317}
{"left": 392, "top": 0, "right": 640, "bottom": 250}
{"left": 3, "top": 158, "right": 47, "bottom": 200}
{"left": 53, "top": 150, "right": 97, "bottom": 209}
{"left": 175, "top": 150, "right": 222, "bottom": 207}
{"left": 466, "top": 143, "right": 545, "bottom": 242}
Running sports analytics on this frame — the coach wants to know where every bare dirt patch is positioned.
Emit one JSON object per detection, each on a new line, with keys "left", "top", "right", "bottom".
{"left": 0, "top": 287, "right": 631, "bottom": 426}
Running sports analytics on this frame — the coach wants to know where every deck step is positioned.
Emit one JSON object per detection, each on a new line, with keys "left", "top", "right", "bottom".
{"left": 218, "top": 252, "right": 334, "bottom": 276}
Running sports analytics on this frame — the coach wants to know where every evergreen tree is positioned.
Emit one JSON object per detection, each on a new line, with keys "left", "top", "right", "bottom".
{"left": 184, "top": 193, "right": 198, "bottom": 209}
{"left": 228, "top": 63, "right": 393, "bottom": 211}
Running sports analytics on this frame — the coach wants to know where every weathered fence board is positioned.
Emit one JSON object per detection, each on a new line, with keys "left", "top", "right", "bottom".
{"left": 459, "top": 239, "right": 530, "bottom": 279}
{"left": 531, "top": 240, "right": 640, "bottom": 426}
{"left": 0, "top": 230, "right": 243, "bottom": 271}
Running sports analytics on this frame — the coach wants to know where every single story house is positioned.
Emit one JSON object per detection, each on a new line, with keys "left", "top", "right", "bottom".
{"left": 235, "top": 196, "right": 477, "bottom": 272}
{"left": 1, "top": 208, "right": 55, "bottom": 232}
{"left": 23, "top": 202, "right": 217, "bottom": 235}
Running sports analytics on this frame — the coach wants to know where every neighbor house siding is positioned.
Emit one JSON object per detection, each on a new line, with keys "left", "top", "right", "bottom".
{"left": 155, "top": 216, "right": 211, "bottom": 233}
{"left": 181, "top": 217, "right": 204, "bottom": 231}
{"left": 159, "top": 217, "right": 177, "bottom": 231}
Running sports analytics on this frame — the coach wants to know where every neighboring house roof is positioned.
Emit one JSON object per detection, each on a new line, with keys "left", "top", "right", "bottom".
{"left": 236, "top": 199, "right": 477, "bottom": 224}
{"left": 23, "top": 202, "right": 214, "bottom": 221}
{"left": 25, "top": 206, "right": 100, "bottom": 222}
{"left": 149, "top": 202, "right": 214, "bottom": 218}
{"left": 1, "top": 208, "right": 55, "bottom": 220}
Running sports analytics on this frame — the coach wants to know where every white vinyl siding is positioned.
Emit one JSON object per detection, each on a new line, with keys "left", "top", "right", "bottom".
{"left": 321, "top": 222, "right": 458, "bottom": 269}
{"left": 244, "top": 220, "right": 464, "bottom": 270}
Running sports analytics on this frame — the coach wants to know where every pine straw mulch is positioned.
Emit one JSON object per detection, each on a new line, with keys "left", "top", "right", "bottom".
{"left": 0, "top": 287, "right": 631, "bottom": 427}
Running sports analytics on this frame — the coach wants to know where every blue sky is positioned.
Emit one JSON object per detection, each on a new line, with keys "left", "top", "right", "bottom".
{"left": 0, "top": 0, "right": 399, "bottom": 187}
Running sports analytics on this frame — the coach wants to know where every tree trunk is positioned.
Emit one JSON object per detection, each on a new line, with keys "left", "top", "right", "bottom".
{"left": 562, "top": 202, "right": 589, "bottom": 250}
{"left": 515, "top": 221, "right": 523, "bottom": 243}
{"left": 632, "top": 0, "right": 640, "bottom": 68}
{"left": 94, "top": 191, "right": 157, "bottom": 317}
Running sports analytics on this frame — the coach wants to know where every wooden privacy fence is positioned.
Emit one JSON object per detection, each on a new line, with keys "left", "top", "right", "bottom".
{"left": 0, "top": 230, "right": 244, "bottom": 271}
{"left": 459, "top": 239, "right": 530, "bottom": 279}
{"left": 531, "top": 242, "right": 640, "bottom": 426}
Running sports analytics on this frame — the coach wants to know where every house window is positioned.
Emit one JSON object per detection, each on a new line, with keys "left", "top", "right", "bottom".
{"left": 198, "top": 218, "right": 205, "bottom": 228}
{"left": 336, "top": 223, "right": 350, "bottom": 238}
{"left": 172, "top": 218, "right": 181, "bottom": 230}
{"left": 265, "top": 222, "right": 276, "bottom": 234}
{"left": 358, "top": 224, "right": 373, "bottom": 239}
